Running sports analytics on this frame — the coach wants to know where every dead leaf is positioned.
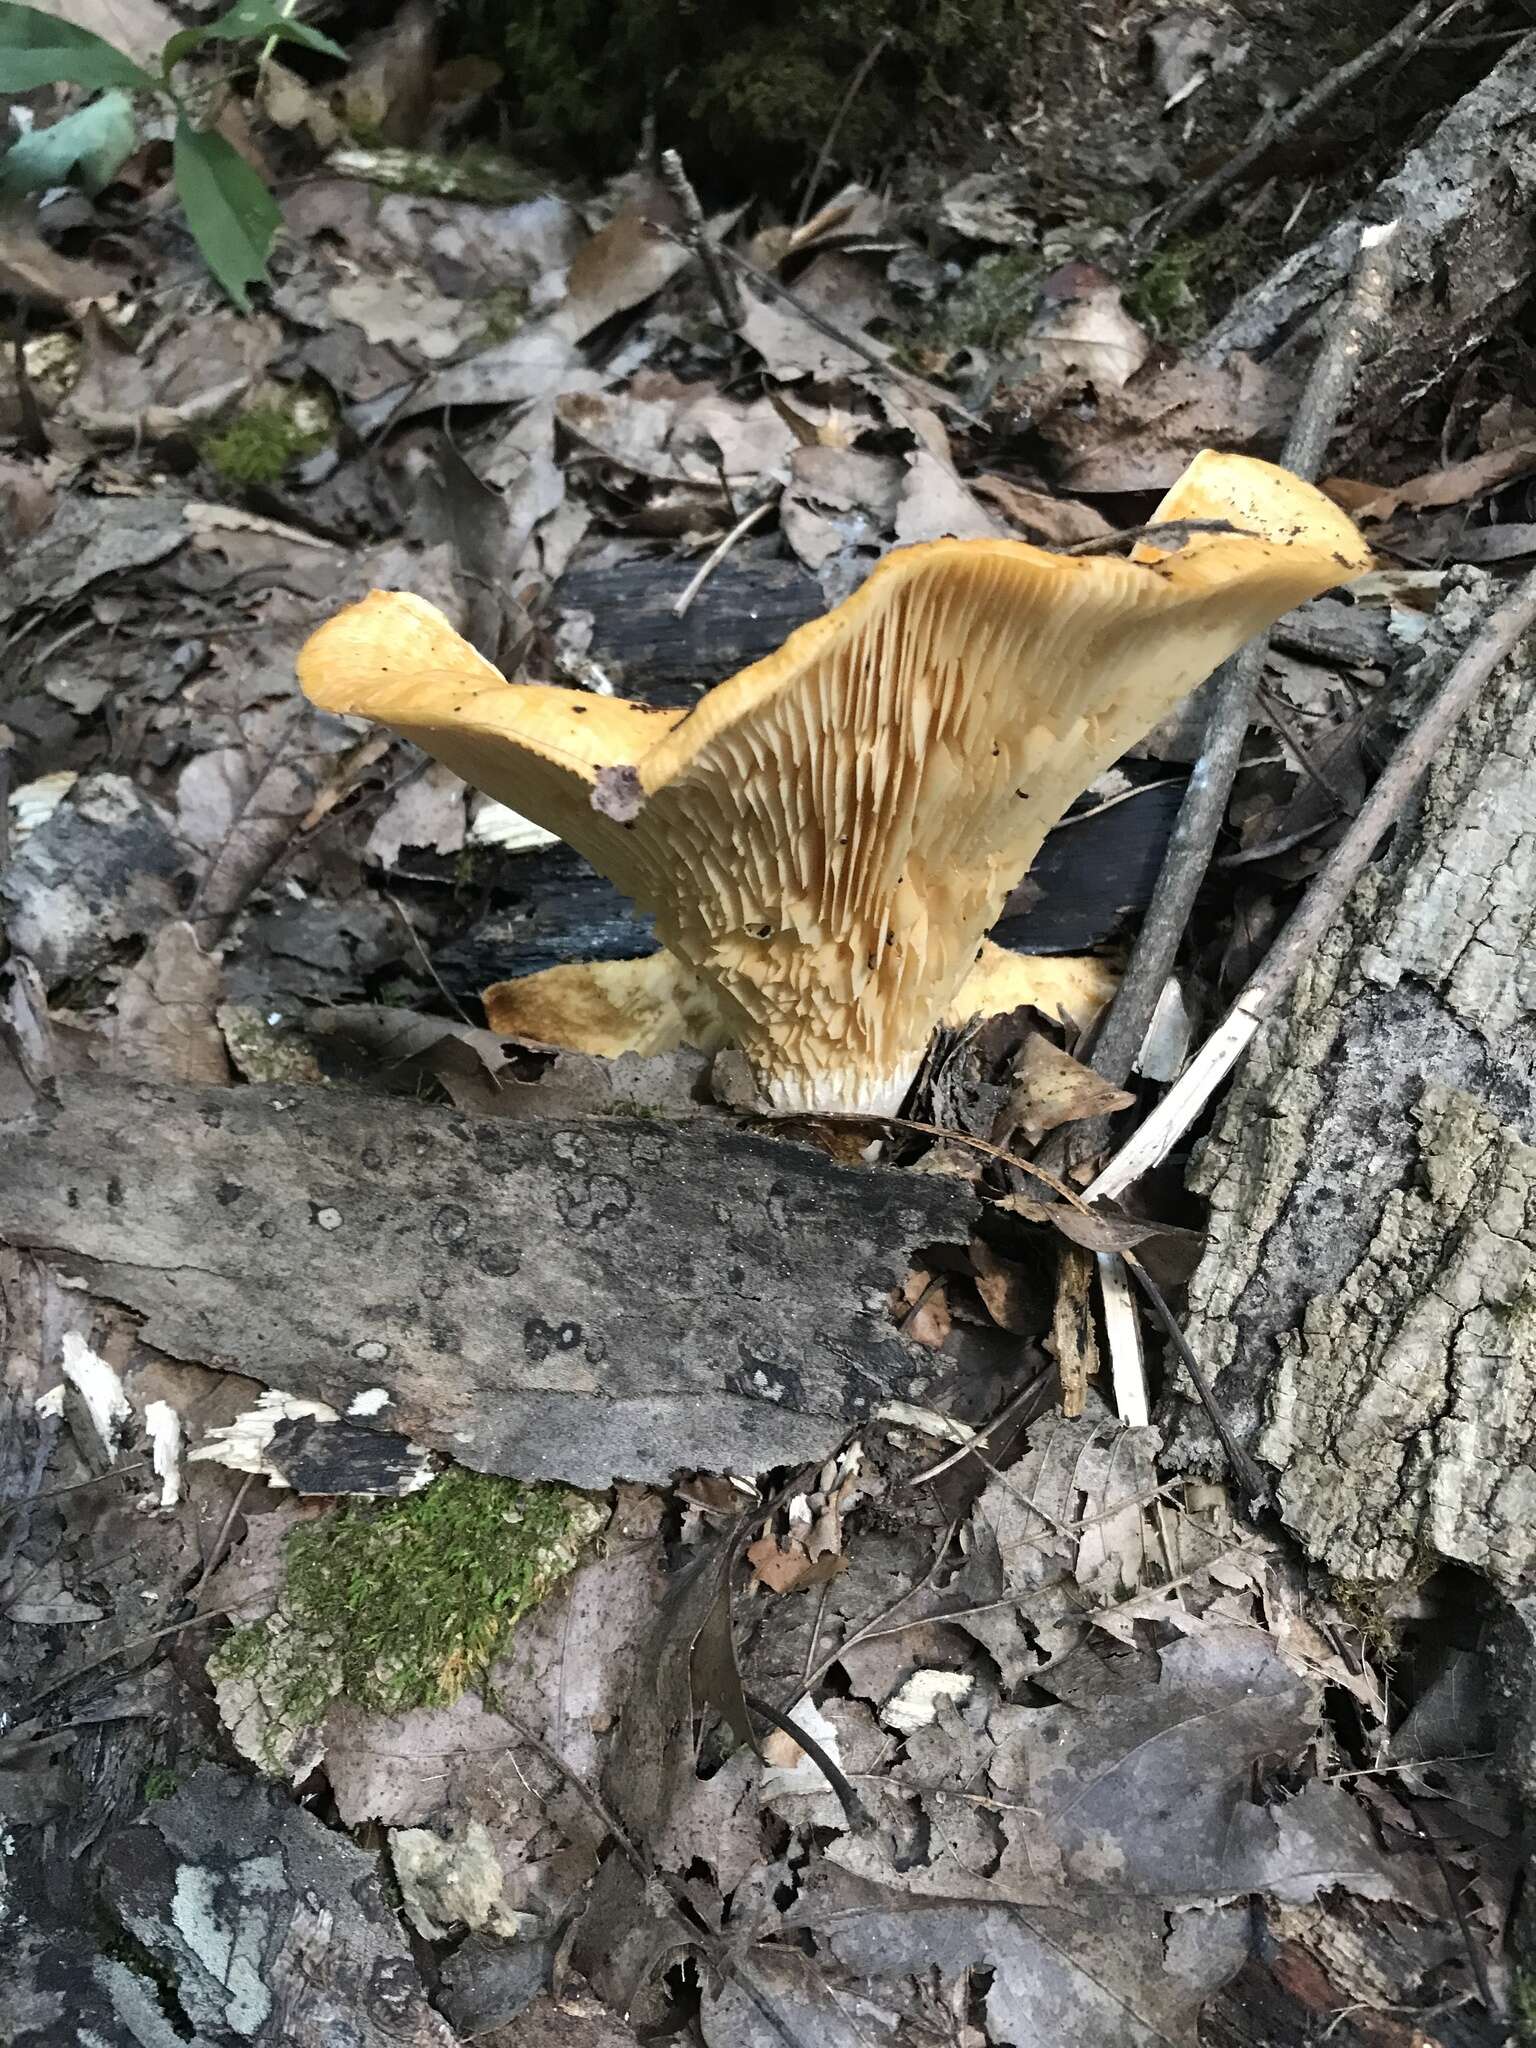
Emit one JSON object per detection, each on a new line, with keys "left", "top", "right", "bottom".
{"left": 1346, "top": 438, "right": 1536, "bottom": 520}
{"left": 1000, "top": 1192, "right": 1204, "bottom": 1259}
{"left": 971, "top": 474, "right": 1114, "bottom": 545}
{"left": 896, "top": 1268, "right": 951, "bottom": 1351}
{"left": 969, "top": 1237, "right": 1037, "bottom": 1334}
{"left": 1004, "top": 1031, "right": 1134, "bottom": 1141}
{"left": 364, "top": 762, "right": 466, "bottom": 866}
{"left": 45, "top": 0, "right": 178, "bottom": 66}
{"left": 67, "top": 308, "right": 280, "bottom": 440}
{"left": 0, "top": 218, "right": 120, "bottom": 307}
{"left": 746, "top": 1535, "right": 844, "bottom": 1595}
{"left": 892, "top": 449, "right": 1005, "bottom": 546}
{"left": 739, "top": 286, "right": 876, "bottom": 381}
{"left": 1027, "top": 278, "right": 1149, "bottom": 392}
{"left": 561, "top": 179, "right": 695, "bottom": 339}
{"left": 108, "top": 921, "right": 231, "bottom": 1087}
{"left": 1047, "top": 353, "right": 1297, "bottom": 493}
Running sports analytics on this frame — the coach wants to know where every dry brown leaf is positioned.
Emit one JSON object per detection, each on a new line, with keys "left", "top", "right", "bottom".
{"left": 1047, "top": 354, "right": 1297, "bottom": 493}
{"left": 0, "top": 219, "right": 120, "bottom": 307}
{"left": 970, "top": 475, "right": 1114, "bottom": 546}
{"left": 561, "top": 178, "right": 697, "bottom": 339}
{"left": 1345, "top": 438, "right": 1536, "bottom": 521}
{"left": 739, "top": 286, "right": 876, "bottom": 380}
{"left": 1000, "top": 1193, "right": 1203, "bottom": 1260}
{"left": 108, "top": 921, "right": 231, "bottom": 1087}
{"left": 969, "top": 1236, "right": 1037, "bottom": 1335}
{"left": 896, "top": 1268, "right": 951, "bottom": 1351}
{"left": 1005, "top": 1031, "right": 1135, "bottom": 1140}
{"left": 746, "top": 1534, "right": 845, "bottom": 1594}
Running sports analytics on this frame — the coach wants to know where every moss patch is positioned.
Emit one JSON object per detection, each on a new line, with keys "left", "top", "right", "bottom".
{"left": 211, "top": 1470, "right": 603, "bottom": 1763}
{"left": 201, "top": 401, "right": 328, "bottom": 487}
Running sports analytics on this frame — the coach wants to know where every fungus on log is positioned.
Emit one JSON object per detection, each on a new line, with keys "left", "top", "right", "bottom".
{"left": 299, "top": 452, "right": 1370, "bottom": 1113}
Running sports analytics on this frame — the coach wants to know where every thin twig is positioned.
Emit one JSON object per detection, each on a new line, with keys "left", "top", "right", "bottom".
{"left": 907, "top": 1366, "right": 1055, "bottom": 1485}
{"left": 0, "top": 1461, "right": 150, "bottom": 1524}
{"left": 745, "top": 1689, "right": 871, "bottom": 1832}
{"left": 1089, "top": 558, "right": 1536, "bottom": 1203}
{"left": 794, "top": 31, "right": 893, "bottom": 230}
{"left": 1125, "top": 1261, "right": 1268, "bottom": 1506}
{"left": 1063, "top": 517, "right": 1251, "bottom": 557}
{"left": 385, "top": 890, "right": 485, "bottom": 1037}
{"left": 1144, "top": 0, "right": 1451, "bottom": 246}
{"left": 660, "top": 149, "right": 745, "bottom": 329}
{"left": 19, "top": 1607, "right": 232, "bottom": 1714}
{"left": 189, "top": 1469, "right": 258, "bottom": 1606}
{"left": 793, "top": 1519, "right": 960, "bottom": 1700}
{"left": 1401, "top": 1793, "right": 1500, "bottom": 2018}
{"left": 673, "top": 495, "right": 778, "bottom": 618}
{"left": 1074, "top": 221, "right": 1399, "bottom": 1119}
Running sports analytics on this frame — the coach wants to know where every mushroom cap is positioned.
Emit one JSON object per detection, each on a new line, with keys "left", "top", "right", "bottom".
{"left": 299, "top": 451, "right": 1371, "bottom": 1113}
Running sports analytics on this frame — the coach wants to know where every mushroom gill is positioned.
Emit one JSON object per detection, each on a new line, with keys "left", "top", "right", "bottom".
{"left": 298, "top": 450, "right": 1371, "bottom": 1114}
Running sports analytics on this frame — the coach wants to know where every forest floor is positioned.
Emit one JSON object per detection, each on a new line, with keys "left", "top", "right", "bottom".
{"left": 4, "top": 4, "right": 1536, "bottom": 2045}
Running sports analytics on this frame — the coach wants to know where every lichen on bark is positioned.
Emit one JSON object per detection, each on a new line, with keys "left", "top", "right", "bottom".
{"left": 1176, "top": 575, "right": 1536, "bottom": 1587}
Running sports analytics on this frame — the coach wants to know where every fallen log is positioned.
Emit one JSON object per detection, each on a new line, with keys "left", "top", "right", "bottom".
{"left": 0, "top": 1074, "right": 975, "bottom": 1488}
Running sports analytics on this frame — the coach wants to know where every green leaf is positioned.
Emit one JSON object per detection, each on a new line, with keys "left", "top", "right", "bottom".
{"left": 0, "top": 88, "right": 137, "bottom": 197}
{"left": 0, "top": 0, "right": 156, "bottom": 89}
{"left": 163, "top": 0, "right": 345, "bottom": 73}
{"left": 172, "top": 117, "right": 282, "bottom": 312}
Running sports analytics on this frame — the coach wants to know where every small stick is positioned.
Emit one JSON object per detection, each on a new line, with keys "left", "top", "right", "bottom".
{"left": 745, "top": 1688, "right": 871, "bottom": 1832}
{"left": 794, "top": 31, "right": 892, "bottom": 231}
{"left": 659, "top": 148, "right": 744, "bottom": 330}
{"left": 673, "top": 495, "right": 777, "bottom": 619}
{"left": 1144, "top": 0, "right": 1451, "bottom": 246}
{"left": 1077, "top": 221, "right": 1399, "bottom": 1113}
{"left": 1063, "top": 517, "right": 1250, "bottom": 557}
{"left": 1088, "top": 559, "right": 1536, "bottom": 1204}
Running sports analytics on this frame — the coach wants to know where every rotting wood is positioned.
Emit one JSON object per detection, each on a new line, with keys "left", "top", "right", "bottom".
{"left": 1169, "top": 576, "right": 1536, "bottom": 1588}
{"left": 0, "top": 1075, "right": 977, "bottom": 1489}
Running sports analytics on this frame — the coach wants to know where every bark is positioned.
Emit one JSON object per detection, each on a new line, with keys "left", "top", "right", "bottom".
{"left": 0, "top": 1075, "right": 976, "bottom": 1489}
{"left": 1172, "top": 576, "right": 1536, "bottom": 1588}
{"left": 1199, "top": 36, "right": 1536, "bottom": 462}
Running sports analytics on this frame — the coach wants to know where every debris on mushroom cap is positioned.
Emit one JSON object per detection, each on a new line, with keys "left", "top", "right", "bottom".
{"left": 482, "top": 941, "right": 1118, "bottom": 1060}
{"left": 298, "top": 451, "right": 1372, "bottom": 1114}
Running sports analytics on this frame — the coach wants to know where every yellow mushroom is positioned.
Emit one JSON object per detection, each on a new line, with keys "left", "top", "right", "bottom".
{"left": 298, "top": 450, "right": 1370, "bottom": 1114}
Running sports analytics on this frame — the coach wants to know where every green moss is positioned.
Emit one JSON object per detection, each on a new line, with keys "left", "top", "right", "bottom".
{"left": 1124, "top": 244, "right": 1202, "bottom": 340}
{"left": 476, "top": 283, "right": 529, "bottom": 347}
{"left": 141, "top": 1766, "right": 178, "bottom": 1801}
{"left": 916, "top": 246, "right": 1043, "bottom": 357}
{"left": 1515, "top": 1969, "right": 1536, "bottom": 2045}
{"left": 209, "top": 1471, "right": 603, "bottom": 1762}
{"left": 202, "top": 402, "right": 327, "bottom": 486}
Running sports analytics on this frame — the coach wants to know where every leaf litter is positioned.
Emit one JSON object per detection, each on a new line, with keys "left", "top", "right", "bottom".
{"left": 0, "top": 12, "right": 1527, "bottom": 2046}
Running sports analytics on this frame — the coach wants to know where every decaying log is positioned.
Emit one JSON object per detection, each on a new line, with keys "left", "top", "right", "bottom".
{"left": 553, "top": 544, "right": 822, "bottom": 703}
{"left": 1173, "top": 577, "right": 1536, "bottom": 1588}
{"left": 1200, "top": 36, "right": 1536, "bottom": 461}
{"left": 0, "top": 1075, "right": 976, "bottom": 1488}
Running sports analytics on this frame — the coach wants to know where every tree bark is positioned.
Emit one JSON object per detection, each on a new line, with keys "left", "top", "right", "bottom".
{"left": 1171, "top": 576, "right": 1536, "bottom": 1589}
